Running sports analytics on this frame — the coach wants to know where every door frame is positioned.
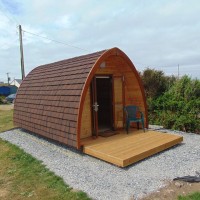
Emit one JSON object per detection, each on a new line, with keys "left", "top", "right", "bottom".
{"left": 90, "top": 76, "right": 98, "bottom": 137}
{"left": 90, "top": 74, "right": 114, "bottom": 137}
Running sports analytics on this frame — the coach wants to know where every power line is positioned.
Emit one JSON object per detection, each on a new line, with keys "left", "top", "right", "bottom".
{"left": 0, "top": 6, "right": 16, "bottom": 24}
{"left": 23, "top": 29, "right": 89, "bottom": 52}
{"left": 0, "top": 4, "right": 19, "bottom": 25}
{"left": 0, "top": 3, "right": 88, "bottom": 53}
{"left": 0, "top": 38, "right": 19, "bottom": 49}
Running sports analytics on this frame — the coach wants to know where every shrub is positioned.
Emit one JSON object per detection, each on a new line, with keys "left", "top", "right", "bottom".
{"left": 145, "top": 73, "right": 200, "bottom": 133}
{"left": 0, "top": 95, "right": 5, "bottom": 104}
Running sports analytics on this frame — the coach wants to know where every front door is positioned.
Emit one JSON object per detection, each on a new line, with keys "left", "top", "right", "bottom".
{"left": 91, "top": 76, "right": 113, "bottom": 136}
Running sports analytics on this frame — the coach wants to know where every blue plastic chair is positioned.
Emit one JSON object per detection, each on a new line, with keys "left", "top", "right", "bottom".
{"left": 124, "top": 105, "right": 145, "bottom": 133}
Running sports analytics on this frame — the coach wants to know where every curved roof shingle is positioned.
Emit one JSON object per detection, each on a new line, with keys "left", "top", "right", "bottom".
{"left": 14, "top": 50, "right": 106, "bottom": 147}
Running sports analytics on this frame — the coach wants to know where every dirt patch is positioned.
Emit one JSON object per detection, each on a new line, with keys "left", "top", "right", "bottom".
{"left": 140, "top": 181, "right": 200, "bottom": 200}
{"left": 0, "top": 188, "right": 9, "bottom": 198}
{"left": 0, "top": 104, "right": 14, "bottom": 111}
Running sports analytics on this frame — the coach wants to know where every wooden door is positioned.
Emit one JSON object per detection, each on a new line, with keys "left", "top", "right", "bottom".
{"left": 91, "top": 77, "right": 98, "bottom": 137}
{"left": 91, "top": 75, "right": 114, "bottom": 136}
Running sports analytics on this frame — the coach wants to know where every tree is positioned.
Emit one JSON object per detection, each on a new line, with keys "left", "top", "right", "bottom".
{"left": 150, "top": 75, "right": 200, "bottom": 133}
{"left": 140, "top": 68, "right": 177, "bottom": 99}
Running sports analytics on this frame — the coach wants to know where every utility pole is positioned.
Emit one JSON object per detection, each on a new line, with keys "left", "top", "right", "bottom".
{"left": 19, "top": 25, "right": 25, "bottom": 80}
{"left": 178, "top": 64, "right": 179, "bottom": 79}
{"left": 6, "top": 72, "right": 10, "bottom": 85}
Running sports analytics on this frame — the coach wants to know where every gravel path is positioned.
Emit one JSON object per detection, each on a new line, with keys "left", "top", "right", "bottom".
{"left": 0, "top": 128, "right": 199, "bottom": 200}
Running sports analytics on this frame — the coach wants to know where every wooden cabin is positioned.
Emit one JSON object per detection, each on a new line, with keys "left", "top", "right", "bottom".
{"left": 14, "top": 47, "right": 183, "bottom": 167}
{"left": 14, "top": 47, "right": 148, "bottom": 148}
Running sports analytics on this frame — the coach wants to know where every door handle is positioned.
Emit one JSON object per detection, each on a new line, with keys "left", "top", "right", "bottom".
{"left": 93, "top": 102, "right": 99, "bottom": 112}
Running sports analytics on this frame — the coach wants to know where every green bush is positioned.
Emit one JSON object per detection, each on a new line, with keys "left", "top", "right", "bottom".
{"left": 145, "top": 74, "right": 200, "bottom": 133}
{"left": 0, "top": 95, "right": 5, "bottom": 104}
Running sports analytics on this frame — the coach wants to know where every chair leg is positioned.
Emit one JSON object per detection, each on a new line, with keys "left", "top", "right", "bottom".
{"left": 142, "top": 120, "right": 145, "bottom": 132}
{"left": 126, "top": 121, "right": 129, "bottom": 134}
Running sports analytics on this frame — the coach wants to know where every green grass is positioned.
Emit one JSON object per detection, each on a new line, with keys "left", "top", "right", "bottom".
{"left": 0, "top": 139, "right": 90, "bottom": 200}
{"left": 178, "top": 192, "right": 200, "bottom": 200}
{"left": 0, "top": 109, "right": 14, "bottom": 132}
{"left": 0, "top": 109, "right": 90, "bottom": 199}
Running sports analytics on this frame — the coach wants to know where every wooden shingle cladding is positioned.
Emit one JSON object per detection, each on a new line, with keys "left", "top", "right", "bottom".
{"left": 14, "top": 50, "right": 106, "bottom": 148}
{"left": 14, "top": 47, "right": 148, "bottom": 149}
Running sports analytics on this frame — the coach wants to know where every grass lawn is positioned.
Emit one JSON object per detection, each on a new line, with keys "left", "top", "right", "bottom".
{"left": 178, "top": 192, "right": 200, "bottom": 200}
{"left": 0, "top": 139, "right": 90, "bottom": 200}
{"left": 0, "top": 108, "right": 90, "bottom": 200}
{"left": 0, "top": 109, "right": 14, "bottom": 132}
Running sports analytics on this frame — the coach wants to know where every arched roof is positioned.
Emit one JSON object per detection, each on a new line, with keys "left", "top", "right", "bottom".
{"left": 14, "top": 47, "right": 147, "bottom": 149}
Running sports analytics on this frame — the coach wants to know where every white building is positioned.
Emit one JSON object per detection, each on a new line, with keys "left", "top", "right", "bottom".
{"left": 10, "top": 79, "right": 22, "bottom": 88}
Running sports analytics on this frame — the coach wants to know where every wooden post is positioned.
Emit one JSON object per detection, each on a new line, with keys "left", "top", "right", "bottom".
{"left": 6, "top": 72, "right": 10, "bottom": 85}
{"left": 178, "top": 64, "right": 180, "bottom": 79}
{"left": 19, "top": 25, "right": 25, "bottom": 80}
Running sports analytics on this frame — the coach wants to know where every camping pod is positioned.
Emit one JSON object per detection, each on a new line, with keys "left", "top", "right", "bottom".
{"left": 14, "top": 47, "right": 148, "bottom": 149}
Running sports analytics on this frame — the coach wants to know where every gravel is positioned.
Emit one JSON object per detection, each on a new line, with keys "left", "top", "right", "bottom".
{"left": 0, "top": 128, "right": 199, "bottom": 200}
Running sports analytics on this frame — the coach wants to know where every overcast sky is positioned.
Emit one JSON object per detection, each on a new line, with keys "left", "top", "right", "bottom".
{"left": 0, "top": 0, "right": 200, "bottom": 82}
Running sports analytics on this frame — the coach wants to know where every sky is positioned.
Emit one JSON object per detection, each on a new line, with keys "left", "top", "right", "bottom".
{"left": 0, "top": 0, "right": 200, "bottom": 82}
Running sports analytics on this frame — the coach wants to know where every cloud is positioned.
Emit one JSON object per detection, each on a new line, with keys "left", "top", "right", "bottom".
{"left": 0, "top": 0, "right": 200, "bottom": 82}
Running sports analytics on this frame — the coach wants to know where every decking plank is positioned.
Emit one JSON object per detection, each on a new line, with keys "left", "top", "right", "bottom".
{"left": 123, "top": 137, "right": 183, "bottom": 167}
{"left": 82, "top": 130, "right": 183, "bottom": 167}
{"left": 114, "top": 134, "right": 180, "bottom": 157}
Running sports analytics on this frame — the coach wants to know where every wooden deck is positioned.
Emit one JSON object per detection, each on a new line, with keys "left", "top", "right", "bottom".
{"left": 81, "top": 130, "right": 183, "bottom": 167}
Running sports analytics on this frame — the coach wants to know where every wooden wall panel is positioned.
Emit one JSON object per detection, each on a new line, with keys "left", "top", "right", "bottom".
{"left": 96, "top": 55, "right": 146, "bottom": 127}
{"left": 114, "top": 76, "right": 123, "bottom": 128}
{"left": 80, "top": 88, "right": 92, "bottom": 139}
{"left": 80, "top": 54, "right": 147, "bottom": 139}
